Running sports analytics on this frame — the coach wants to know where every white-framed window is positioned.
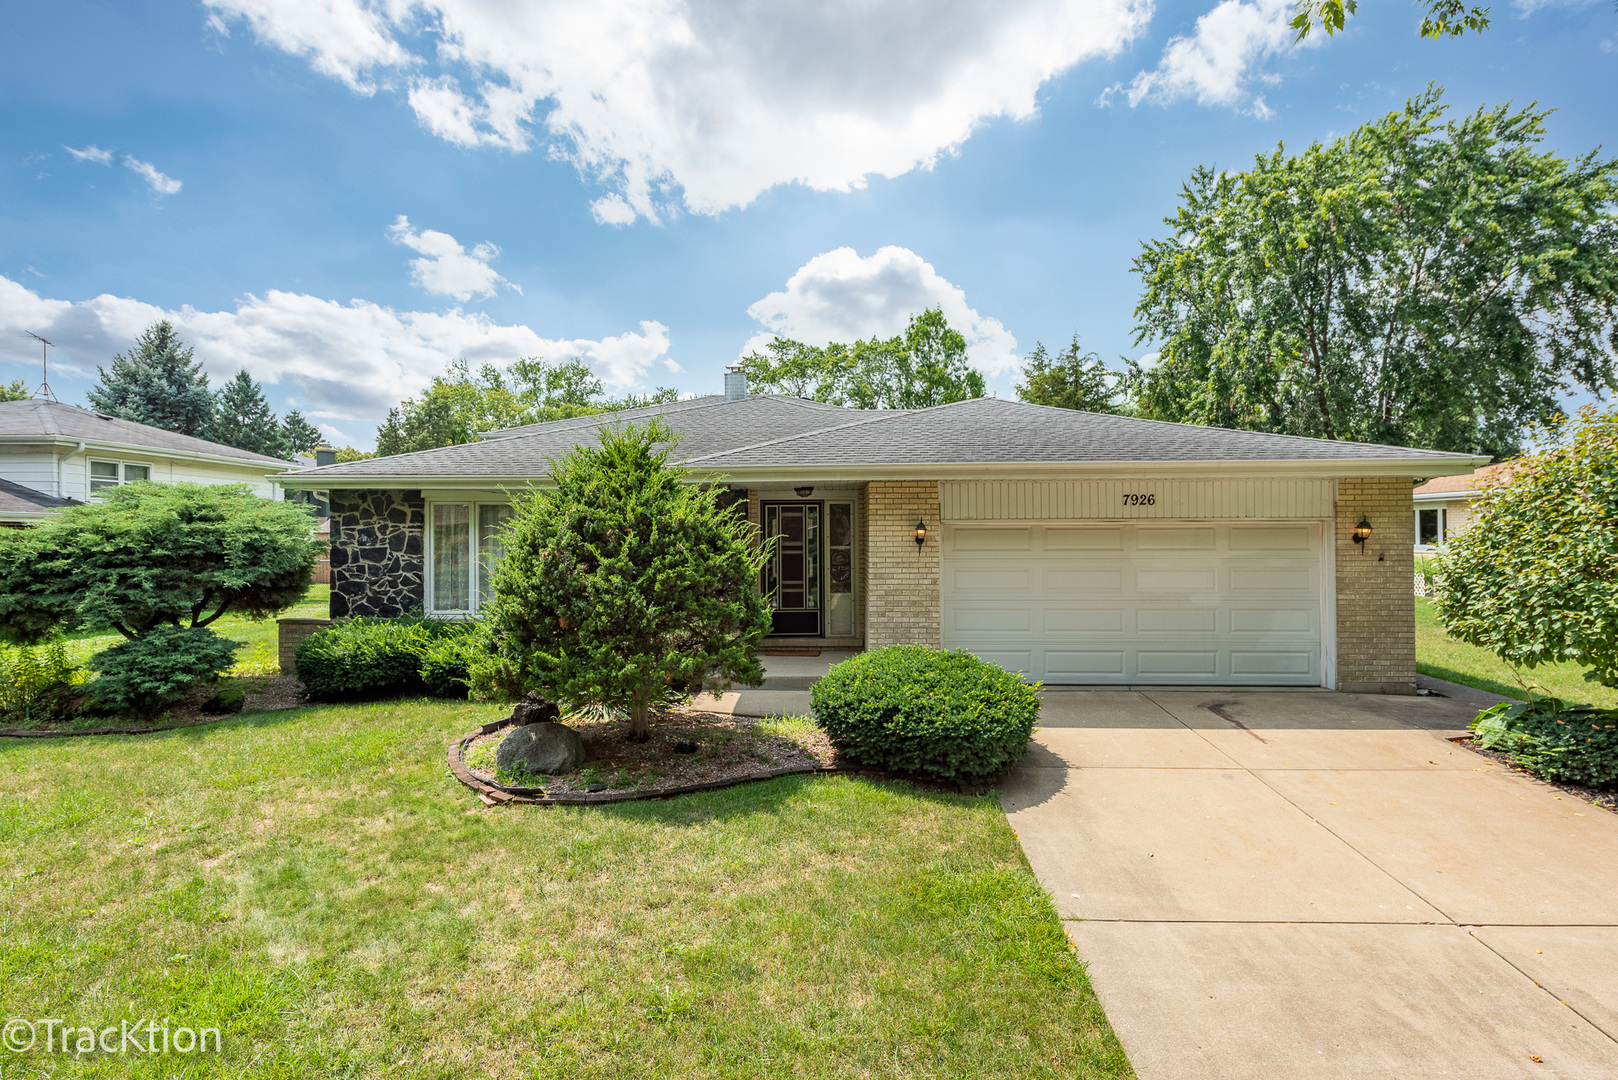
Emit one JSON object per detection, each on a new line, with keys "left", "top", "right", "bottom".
{"left": 89, "top": 459, "right": 152, "bottom": 495}
{"left": 425, "top": 501, "right": 514, "bottom": 615}
{"left": 1416, "top": 506, "right": 1447, "bottom": 549}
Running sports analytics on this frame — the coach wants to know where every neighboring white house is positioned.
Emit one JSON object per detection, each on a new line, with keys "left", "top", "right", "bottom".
{"left": 1411, "top": 460, "right": 1515, "bottom": 552}
{"left": 0, "top": 399, "right": 296, "bottom": 526}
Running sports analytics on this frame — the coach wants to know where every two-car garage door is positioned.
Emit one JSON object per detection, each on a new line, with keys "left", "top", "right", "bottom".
{"left": 940, "top": 522, "right": 1324, "bottom": 685}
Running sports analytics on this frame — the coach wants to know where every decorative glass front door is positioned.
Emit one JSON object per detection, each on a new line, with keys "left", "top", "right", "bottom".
{"left": 763, "top": 502, "right": 821, "bottom": 636}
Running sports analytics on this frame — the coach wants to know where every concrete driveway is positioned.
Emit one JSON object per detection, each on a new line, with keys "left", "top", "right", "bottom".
{"left": 1001, "top": 687, "right": 1618, "bottom": 1080}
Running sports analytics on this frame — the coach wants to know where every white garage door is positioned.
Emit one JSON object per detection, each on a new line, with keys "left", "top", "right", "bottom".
{"left": 940, "top": 521, "right": 1324, "bottom": 685}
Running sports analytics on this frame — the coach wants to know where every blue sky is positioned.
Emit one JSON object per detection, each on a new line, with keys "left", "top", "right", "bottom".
{"left": 2, "top": 0, "right": 1614, "bottom": 449}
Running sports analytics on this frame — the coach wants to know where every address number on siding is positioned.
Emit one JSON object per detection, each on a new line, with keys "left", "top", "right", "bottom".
{"left": 1122, "top": 493, "right": 1156, "bottom": 506}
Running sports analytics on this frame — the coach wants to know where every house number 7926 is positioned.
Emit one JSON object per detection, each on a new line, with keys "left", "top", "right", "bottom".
{"left": 1122, "top": 493, "right": 1156, "bottom": 506}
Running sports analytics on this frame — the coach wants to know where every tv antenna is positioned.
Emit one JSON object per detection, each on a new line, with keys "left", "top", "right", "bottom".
{"left": 23, "top": 331, "right": 59, "bottom": 403}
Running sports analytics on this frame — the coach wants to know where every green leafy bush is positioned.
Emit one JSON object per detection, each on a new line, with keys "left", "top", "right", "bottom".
{"left": 0, "top": 638, "right": 82, "bottom": 727}
{"left": 297, "top": 617, "right": 481, "bottom": 701}
{"left": 810, "top": 646, "right": 1040, "bottom": 783}
{"left": 1472, "top": 699, "right": 1618, "bottom": 788}
{"left": 83, "top": 625, "right": 241, "bottom": 717}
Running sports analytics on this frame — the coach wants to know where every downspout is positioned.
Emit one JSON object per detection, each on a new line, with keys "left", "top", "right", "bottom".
{"left": 57, "top": 441, "right": 86, "bottom": 500}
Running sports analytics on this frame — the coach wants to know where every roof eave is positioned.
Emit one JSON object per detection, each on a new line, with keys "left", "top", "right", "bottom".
{"left": 278, "top": 453, "right": 1487, "bottom": 489}
{"left": 0, "top": 434, "right": 294, "bottom": 472}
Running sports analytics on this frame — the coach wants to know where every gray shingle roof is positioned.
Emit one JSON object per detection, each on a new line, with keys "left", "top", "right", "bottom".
{"left": 287, "top": 394, "right": 872, "bottom": 479}
{"left": 685, "top": 397, "right": 1475, "bottom": 467}
{"left": 282, "top": 393, "right": 1479, "bottom": 485}
{"left": 0, "top": 400, "right": 293, "bottom": 467}
{"left": 0, "top": 477, "right": 77, "bottom": 516}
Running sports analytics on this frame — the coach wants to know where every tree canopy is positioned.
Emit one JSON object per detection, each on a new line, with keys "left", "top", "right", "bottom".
{"left": 373, "top": 356, "right": 677, "bottom": 457}
{"left": 1, "top": 379, "right": 29, "bottom": 402}
{"left": 0, "top": 482, "right": 322, "bottom": 645}
{"left": 1291, "top": 1, "right": 1491, "bottom": 41}
{"left": 87, "top": 321, "right": 217, "bottom": 439}
{"left": 473, "top": 422, "right": 771, "bottom": 740}
{"left": 280, "top": 409, "right": 324, "bottom": 456}
{"left": 1015, "top": 336, "right": 1122, "bottom": 413}
{"left": 209, "top": 369, "right": 288, "bottom": 458}
{"left": 1435, "top": 405, "right": 1618, "bottom": 692}
{"left": 738, "top": 308, "right": 986, "bottom": 410}
{"left": 1129, "top": 87, "right": 1618, "bottom": 459}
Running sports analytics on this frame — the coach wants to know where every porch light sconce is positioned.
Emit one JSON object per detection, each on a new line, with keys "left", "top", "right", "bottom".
{"left": 1351, "top": 517, "right": 1373, "bottom": 547}
{"left": 794, "top": 486, "right": 814, "bottom": 498}
{"left": 914, "top": 519, "right": 928, "bottom": 549}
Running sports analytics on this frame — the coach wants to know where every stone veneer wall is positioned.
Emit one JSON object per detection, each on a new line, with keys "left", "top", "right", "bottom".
{"left": 864, "top": 480, "right": 941, "bottom": 649}
{"left": 1336, "top": 477, "right": 1417, "bottom": 694}
{"left": 329, "top": 489, "right": 425, "bottom": 618}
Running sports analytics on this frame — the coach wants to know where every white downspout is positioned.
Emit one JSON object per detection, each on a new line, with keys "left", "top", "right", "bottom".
{"left": 57, "top": 441, "right": 86, "bottom": 499}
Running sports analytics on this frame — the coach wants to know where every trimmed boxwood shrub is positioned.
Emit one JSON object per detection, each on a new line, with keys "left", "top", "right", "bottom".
{"left": 296, "top": 617, "right": 481, "bottom": 701}
{"left": 810, "top": 645, "right": 1040, "bottom": 783}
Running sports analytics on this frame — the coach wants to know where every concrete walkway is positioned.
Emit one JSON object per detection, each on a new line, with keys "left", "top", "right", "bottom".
{"left": 1001, "top": 688, "right": 1618, "bottom": 1079}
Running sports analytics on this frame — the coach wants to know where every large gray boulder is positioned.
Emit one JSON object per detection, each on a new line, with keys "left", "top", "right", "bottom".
{"left": 496, "top": 721, "right": 585, "bottom": 776}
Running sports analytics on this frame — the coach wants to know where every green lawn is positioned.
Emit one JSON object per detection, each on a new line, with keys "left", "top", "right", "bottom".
{"left": 60, "top": 583, "right": 330, "bottom": 675}
{"left": 1416, "top": 597, "right": 1618, "bottom": 709}
{"left": 0, "top": 700, "right": 1131, "bottom": 1079}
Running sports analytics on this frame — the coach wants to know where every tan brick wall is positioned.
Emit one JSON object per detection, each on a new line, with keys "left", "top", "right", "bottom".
{"left": 1445, "top": 499, "right": 1475, "bottom": 537}
{"left": 278, "top": 617, "right": 332, "bottom": 677}
{"left": 1336, "top": 477, "right": 1417, "bottom": 694}
{"left": 864, "top": 480, "right": 941, "bottom": 648}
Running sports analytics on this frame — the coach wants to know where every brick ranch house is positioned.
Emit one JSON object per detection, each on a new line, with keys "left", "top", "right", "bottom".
{"left": 277, "top": 375, "right": 1485, "bottom": 695}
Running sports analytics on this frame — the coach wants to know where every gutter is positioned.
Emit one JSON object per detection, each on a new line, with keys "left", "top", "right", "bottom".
{"left": 0, "top": 435, "right": 294, "bottom": 474}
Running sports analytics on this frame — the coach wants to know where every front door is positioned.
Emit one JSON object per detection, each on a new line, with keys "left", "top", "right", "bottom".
{"left": 763, "top": 502, "right": 821, "bottom": 636}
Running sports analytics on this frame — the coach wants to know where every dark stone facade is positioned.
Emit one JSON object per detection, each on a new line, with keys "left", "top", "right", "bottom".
{"left": 329, "top": 489, "right": 425, "bottom": 618}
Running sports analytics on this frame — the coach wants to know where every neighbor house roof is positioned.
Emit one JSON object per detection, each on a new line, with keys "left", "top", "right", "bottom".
{"left": 279, "top": 393, "right": 1486, "bottom": 489}
{"left": 0, "top": 477, "right": 77, "bottom": 520}
{"left": 0, "top": 400, "right": 294, "bottom": 469}
{"left": 1413, "top": 460, "right": 1516, "bottom": 499}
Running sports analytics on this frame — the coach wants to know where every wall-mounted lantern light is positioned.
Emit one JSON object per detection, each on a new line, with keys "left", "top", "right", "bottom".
{"left": 1352, "top": 517, "right": 1373, "bottom": 547}
{"left": 794, "top": 486, "right": 814, "bottom": 498}
{"left": 914, "top": 519, "right": 927, "bottom": 549}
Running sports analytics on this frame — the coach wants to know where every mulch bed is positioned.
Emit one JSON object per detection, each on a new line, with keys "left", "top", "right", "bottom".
{"left": 1453, "top": 736, "right": 1617, "bottom": 814}
{"left": 459, "top": 711, "right": 843, "bottom": 801}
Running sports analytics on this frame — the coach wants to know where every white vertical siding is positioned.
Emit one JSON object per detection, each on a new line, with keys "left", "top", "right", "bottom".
{"left": 939, "top": 479, "right": 1334, "bottom": 521}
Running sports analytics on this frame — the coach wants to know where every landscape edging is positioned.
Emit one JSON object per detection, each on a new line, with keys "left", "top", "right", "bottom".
{"left": 447, "top": 718, "right": 844, "bottom": 805}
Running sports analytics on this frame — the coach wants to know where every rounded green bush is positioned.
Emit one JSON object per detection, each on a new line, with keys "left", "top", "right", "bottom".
{"left": 810, "top": 646, "right": 1040, "bottom": 782}
{"left": 84, "top": 625, "right": 241, "bottom": 716}
{"left": 297, "top": 617, "right": 480, "bottom": 701}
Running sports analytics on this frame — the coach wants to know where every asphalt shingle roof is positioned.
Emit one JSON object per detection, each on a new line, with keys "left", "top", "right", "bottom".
{"left": 0, "top": 477, "right": 77, "bottom": 516}
{"left": 0, "top": 400, "right": 293, "bottom": 467}
{"left": 283, "top": 393, "right": 1479, "bottom": 482}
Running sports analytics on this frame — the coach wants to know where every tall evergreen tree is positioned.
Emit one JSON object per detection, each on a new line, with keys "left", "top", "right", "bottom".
{"left": 209, "top": 369, "right": 288, "bottom": 459}
{"left": 1016, "top": 336, "right": 1122, "bottom": 413}
{"left": 87, "top": 321, "right": 215, "bottom": 438}
{"left": 1, "top": 379, "right": 30, "bottom": 402}
{"left": 280, "top": 409, "right": 324, "bottom": 456}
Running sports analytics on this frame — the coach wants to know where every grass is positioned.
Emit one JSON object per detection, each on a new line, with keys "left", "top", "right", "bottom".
{"left": 59, "top": 584, "right": 330, "bottom": 676}
{"left": 0, "top": 700, "right": 1132, "bottom": 1079}
{"left": 1416, "top": 597, "right": 1618, "bottom": 709}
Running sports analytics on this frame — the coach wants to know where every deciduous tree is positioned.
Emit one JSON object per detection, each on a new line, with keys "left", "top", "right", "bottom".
{"left": 1015, "top": 336, "right": 1122, "bottom": 413}
{"left": 1435, "top": 405, "right": 1618, "bottom": 693}
{"left": 739, "top": 308, "right": 985, "bottom": 409}
{"left": 1129, "top": 87, "right": 1618, "bottom": 459}
{"left": 473, "top": 422, "right": 771, "bottom": 741}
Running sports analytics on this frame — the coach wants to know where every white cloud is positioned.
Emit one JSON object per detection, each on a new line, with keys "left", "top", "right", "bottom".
{"left": 743, "top": 246, "right": 1020, "bottom": 377}
{"left": 204, "top": 0, "right": 1153, "bottom": 222}
{"left": 64, "top": 145, "right": 112, "bottom": 164}
{"left": 0, "top": 275, "right": 673, "bottom": 424}
{"left": 386, "top": 215, "right": 516, "bottom": 301}
{"left": 1105, "top": 0, "right": 1303, "bottom": 114}
{"left": 124, "top": 156, "right": 183, "bottom": 195}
